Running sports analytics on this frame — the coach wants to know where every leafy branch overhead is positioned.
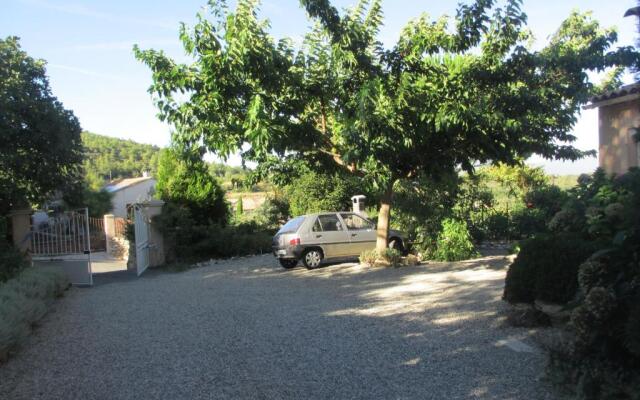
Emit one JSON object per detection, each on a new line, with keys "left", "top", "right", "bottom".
{"left": 135, "top": 0, "right": 636, "bottom": 180}
{"left": 135, "top": 0, "right": 638, "bottom": 251}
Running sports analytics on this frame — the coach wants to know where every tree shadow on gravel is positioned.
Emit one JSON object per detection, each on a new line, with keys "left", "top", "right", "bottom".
{"left": 225, "top": 254, "right": 552, "bottom": 399}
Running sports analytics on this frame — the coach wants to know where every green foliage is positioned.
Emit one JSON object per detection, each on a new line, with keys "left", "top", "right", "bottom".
{"left": 235, "top": 197, "right": 244, "bottom": 216}
{"left": 549, "top": 168, "right": 634, "bottom": 241}
{"left": 503, "top": 234, "right": 598, "bottom": 304}
{"left": 155, "top": 202, "right": 272, "bottom": 262}
{"left": 135, "top": 0, "right": 637, "bottom": 251}
{"left": 285, "top": 170, "right": 366, "bottom": 216}
{"left": 392, "top": 172, "right": 459, "bottom": 254}
{"left": 156, "top": 148, "right": 228, "bottom": 225}
{"left": 81, "top": 132, "right": 160, "bottom": 188}
{"left": 485, "top": 163, "right": 549, "bottom": 202}
{"left": 380, "top": 248, "right": 402, "bottom": 267}
{"left": 359, "top": 249, "right": 378, "bottom": 267}
{"left": 0, "top": 36, "right": 83, "bottom": 214}
{"left": 433, "top": 219, "right": 478, "bottom": 262}
{"left": 0, "top": 267, "right": 68, "bottom": 361}
{"left": 81, "top": 189, "right": 113, "bottom": 217}
{"left": 0, "top": 240, "right": 28, "bottom": 284}
{"left": 547, "top": 168, "right": 640, "bottom": 398}
{"left": 235, "top": 194, "right": 290, "bottom": 230}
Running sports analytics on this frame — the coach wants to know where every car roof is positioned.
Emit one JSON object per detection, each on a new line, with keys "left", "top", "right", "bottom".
{"left": 301, "top": 211, "right": 358, "bottom": 219}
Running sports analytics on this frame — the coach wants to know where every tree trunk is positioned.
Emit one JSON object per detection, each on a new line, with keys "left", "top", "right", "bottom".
{"left": 375, "top": 184, "right": 394, "bottom": 253}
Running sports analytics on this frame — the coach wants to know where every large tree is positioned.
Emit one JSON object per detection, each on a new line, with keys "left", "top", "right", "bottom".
{"left": 0, "top": 36, "right": 83, "bottom": 214}
{"left": 135, "top": 0, "right": 638, "bottom": 252}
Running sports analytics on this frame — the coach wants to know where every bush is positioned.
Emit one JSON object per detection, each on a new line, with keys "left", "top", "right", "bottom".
{"left": 481, "top": 211, "right": 509, "bottom": 241}
{"left": 433, "top": 218, "right": 478, "bottom": 261}
{"left": 0, "top": 268, "right": 69, "bottom": 362}
{"left": 234, "top": 194, "right": 290, "bottom": 230}
{"left": 359, "top": 249, "right": 377, "bottom": 267}
{"left": 155, "top": 202, "right": 273, "bottom": 262}
{"left": 500, "top": 168, "right": 640, "bottom": 397}
{"left": 510, "top": 208, "right": 548, "bottom": 238}
{"left": 156, "top": 148, "right": 228, "bottom": 225}
{"left": 392, "top": 173, "right": 459, "bottom": 254}
{"left": 0, "top": 241, "right": 28, "bottom": 283}
{"left": 503, "top": 234, "right": 598, "bottom": 304}
{"left": 380, "top": 248, "right": 402, "bottom": 267}
{"left": 524, "top": 185, "right": 568, "bottom": 220}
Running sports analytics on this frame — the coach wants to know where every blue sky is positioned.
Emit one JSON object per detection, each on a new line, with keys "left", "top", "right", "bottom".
{"left": 2, "top": 0, "right": 638, "bottom": 174}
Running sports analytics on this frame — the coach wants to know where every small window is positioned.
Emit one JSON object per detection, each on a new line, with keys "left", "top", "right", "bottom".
{"left": 340, "top": 213, "right": 374, "bottom": 230}
{"left": 317, "top": 214, "right": 343, "bottom": 231}
{"left": 312, "top": 218, "right": 323, "bottom": 232}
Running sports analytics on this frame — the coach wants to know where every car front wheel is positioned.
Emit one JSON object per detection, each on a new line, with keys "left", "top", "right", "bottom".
{"left": 302, "top": 249, "right": 323, "bottom": 269}
{"left": 279, "top": 259, "right": 298, "bottom": 269}
{"left": 389, "top": 238, "right": 404, "bottom": 253}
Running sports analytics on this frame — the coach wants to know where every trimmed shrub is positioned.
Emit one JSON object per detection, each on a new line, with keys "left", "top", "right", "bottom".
{"left": 0, "top": 268, "right": 69, "bottom": 362}
{"left": 433, "top": 218, "right": 478, "bottom": 261}
{"left": 503, "top": 234, "right": 599, "bottom": 304}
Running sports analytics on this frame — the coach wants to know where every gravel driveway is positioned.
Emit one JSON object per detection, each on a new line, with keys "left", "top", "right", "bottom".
{"left": 0, "top": 255, "right": 555, "bottom": 399}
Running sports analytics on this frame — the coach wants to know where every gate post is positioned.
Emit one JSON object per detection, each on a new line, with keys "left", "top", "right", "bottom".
{"left": 104, "top": 214, "right": 115, "bottom": 256}
{"left": 9, "top": 209, "right": 32, "bottom": 255}
{"left": 141, "top": 200, "right": 165, "bottom": 267}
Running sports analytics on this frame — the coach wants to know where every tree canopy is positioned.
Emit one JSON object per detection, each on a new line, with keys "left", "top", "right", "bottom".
{"left": 135, "top": 0, "right": 639, "bottom": 251}
{"left": 0, "top": 36, "right": 83, "bottom": 214}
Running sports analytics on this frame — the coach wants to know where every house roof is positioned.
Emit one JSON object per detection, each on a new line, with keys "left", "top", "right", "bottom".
{"left": 585, "top": 83, "right": 640, "bottom": 109}
{"left": 103, "top": 177, "right": 155, "bottom": 193}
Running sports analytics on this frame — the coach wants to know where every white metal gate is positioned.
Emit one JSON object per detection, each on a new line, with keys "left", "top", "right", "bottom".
{"left": 133, "top": 204, "right": 150, "bottom": 276}
{"left": 31, "top": 208, "right": 93, "bottom": 285}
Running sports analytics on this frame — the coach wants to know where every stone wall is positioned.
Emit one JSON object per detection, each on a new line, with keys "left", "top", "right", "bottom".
{"left": 108, "top": 236, "right": 129, "bottom": 260}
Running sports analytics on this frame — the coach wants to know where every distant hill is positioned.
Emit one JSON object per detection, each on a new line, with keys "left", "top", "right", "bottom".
{"left": 82, "top": 132, "right": 160, "bottom": 189}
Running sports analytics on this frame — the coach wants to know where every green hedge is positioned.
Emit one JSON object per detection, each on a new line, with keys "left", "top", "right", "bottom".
{"left": 503, "top": 234, "right": 599, "bottom": 304}
{"left": 0, "top": 243, "right": 28, "bottom": 283}
{"left": 0, "top": 268, "right": 69, "bottom": 362}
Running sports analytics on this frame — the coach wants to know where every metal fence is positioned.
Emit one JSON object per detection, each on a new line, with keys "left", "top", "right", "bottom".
{"left": 114, "top": 217, "right": 128, "bottom": 238}
{"left": 31, "top": 211, "right": 90, "bottom": 256}
{"left": 88, "top": 217, "right": 106, "bottom": 252}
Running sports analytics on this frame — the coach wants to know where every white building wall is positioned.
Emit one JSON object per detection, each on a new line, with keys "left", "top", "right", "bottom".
{"left": 111, "top": 179, "right": 156, "bottom": 218}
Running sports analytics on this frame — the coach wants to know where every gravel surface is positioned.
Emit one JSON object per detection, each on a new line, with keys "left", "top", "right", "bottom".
{"left": 0, "top": 255, "right": 556, "bottom": 399}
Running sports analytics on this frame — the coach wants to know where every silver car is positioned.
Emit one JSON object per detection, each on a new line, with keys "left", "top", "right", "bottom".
{"left": 272, "top": 212, "right": 406, "bottom": 269}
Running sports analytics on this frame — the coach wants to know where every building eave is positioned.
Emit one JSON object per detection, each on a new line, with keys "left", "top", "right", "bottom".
{"left": 585, "top": 83, "right": 640, "bottom": 110}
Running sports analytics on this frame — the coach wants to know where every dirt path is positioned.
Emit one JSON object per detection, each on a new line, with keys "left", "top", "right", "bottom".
{"left": 0, "top": 255, "right": 555, "bottom": 399}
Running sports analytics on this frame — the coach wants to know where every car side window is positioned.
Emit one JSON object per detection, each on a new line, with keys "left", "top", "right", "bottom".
{"left": 317, "top": 214, "right": 343, "bottom": 231}
{"left": 312, "top": 218, "right": 323, "bottom": 232}
{"left": 340, "top": 213, "right": 375, "bottom": 230}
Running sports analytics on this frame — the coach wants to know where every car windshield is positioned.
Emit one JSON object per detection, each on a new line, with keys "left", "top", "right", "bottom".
{"left": 277, "top": 216, "right": 305, "bottom": 234}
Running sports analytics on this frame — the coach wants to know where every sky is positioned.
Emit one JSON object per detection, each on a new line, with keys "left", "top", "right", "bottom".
{"left": 2, "top": 0, "right": 638, "bottom": 174}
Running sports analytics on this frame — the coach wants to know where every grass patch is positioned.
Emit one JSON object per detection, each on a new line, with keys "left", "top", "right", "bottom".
{"left": 0, "top": 267, "right": 69, "bottom": 362}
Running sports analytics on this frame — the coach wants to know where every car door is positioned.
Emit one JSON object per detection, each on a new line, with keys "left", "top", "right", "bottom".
{"left": 313, "top": 214, "right": 351, "bottom": 258}
{"left": 339, "top": 213, "right": 376, "bottom": 256}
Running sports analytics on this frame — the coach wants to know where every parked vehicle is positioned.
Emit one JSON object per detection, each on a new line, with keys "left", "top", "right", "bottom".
{"left": 272, "top": 212, "right": 406, "bottom": 269}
